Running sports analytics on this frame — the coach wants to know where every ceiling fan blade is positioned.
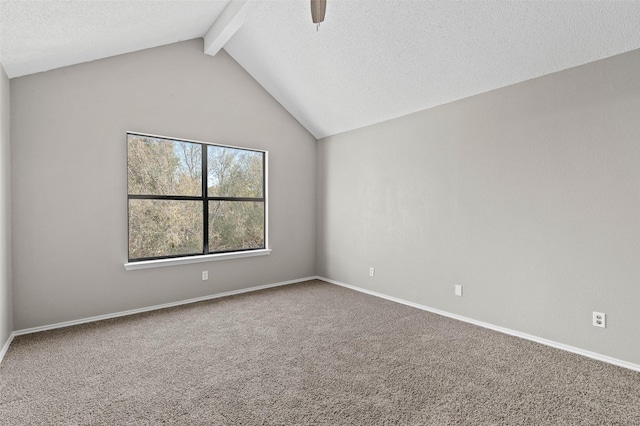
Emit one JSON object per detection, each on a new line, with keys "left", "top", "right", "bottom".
{"left": 311, "top": 0, "right": 326, "bottom": 24}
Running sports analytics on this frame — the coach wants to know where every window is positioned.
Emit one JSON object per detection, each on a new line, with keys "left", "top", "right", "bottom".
{"left": 127, "top": 133, "right": 266, "bottom": 262}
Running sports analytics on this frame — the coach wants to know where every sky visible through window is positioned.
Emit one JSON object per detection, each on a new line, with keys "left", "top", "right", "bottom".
{"left": 127, "top": 134, "right": 265, "bottom": 260}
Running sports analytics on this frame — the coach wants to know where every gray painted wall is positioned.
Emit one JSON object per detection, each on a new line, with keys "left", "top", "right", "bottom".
{"left": 317, "top": 49, "right": 640, "bottom": 365}
{"left": 0, "top": 64, "right": 13, "bottom": 348}
{"left": 11, "top": 40, "right": 316, "bottom": 329}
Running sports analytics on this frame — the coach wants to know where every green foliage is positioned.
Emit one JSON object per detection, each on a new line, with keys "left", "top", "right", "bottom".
{"left": 207, "top": 146, "right": 265, "bottom": 252}
{"left": 208, "top": 146, "right": 263, "bottom": 197}
{"left": 127, "top": 135, "right": 265, "bottom": 259}
{"left": 129, "top": 200, "right": 203, "bottom": 259}
{"left": 128, "top": 135, "right": 201, "bottom": 196}
{"left": 209, "top": 201, "right": 264, "bottom": 252}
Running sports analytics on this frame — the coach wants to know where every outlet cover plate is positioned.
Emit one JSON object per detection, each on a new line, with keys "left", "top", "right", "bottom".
{"left": 593, "top": 312, "right": 605, "bottom": 328}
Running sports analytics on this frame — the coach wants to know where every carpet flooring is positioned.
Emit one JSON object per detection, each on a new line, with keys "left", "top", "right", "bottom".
{"left": 1, "top": 279, "right": 639, "bottom": 425}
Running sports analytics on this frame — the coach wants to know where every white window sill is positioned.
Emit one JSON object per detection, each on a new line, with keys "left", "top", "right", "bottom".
{"left": 124, "top": 249, "right": 272, "bottom": 271}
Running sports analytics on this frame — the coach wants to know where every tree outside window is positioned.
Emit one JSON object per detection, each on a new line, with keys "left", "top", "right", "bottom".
{"left": 127, "top": 133, "right": 266, "bottom": 261}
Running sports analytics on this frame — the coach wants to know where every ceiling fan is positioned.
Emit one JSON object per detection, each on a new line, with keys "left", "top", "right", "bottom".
{"left": 311, "top": 0, "right": 326, "bottom": 30}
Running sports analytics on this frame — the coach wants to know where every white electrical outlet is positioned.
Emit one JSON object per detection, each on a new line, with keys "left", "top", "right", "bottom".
{"left": 369, "top": 267, "right": 375, "bottom": 277}
{"left": 593, "top": 312, "right": 605, "bottom": 328}
{"left": 202, "top": 271, "right": 208, "bottom": 281}
{"left": 454, "top": 285, "right": 463, "bottom": 297}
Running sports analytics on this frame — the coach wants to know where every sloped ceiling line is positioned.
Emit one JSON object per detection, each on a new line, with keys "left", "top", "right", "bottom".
{"left": 2, "top": 1, "right": 640, "bottom": 139}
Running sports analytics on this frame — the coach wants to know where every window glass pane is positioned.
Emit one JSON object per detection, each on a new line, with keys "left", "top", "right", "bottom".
{"left": 208, "top": 201, "right": 264, "bottom": 252}
{"left": 129, "top": 199, "right": 203, "bottom": 259}
{"left": 207, "top": 146, "right": 263, "bottom": 198}
{"left": 128, "top": 135, "right": 201, "bottom": 196}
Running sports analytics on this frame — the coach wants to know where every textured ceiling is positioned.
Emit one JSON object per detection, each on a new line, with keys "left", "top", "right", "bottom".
{"left": 225, "top": 0, "right": 640, "bottom": 138}
{"left": 0, "top": 0, "right": 229, "bottom": 77}
{"left": 2, "top": 1, "right": 640, "bottom": 139}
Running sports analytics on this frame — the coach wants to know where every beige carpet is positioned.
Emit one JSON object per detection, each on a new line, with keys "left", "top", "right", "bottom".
{"left": 1, "top": 280, "right": 638, "bottom": 425}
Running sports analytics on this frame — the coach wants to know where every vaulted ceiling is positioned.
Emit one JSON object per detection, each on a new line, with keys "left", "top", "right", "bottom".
{"left": 2, "top": 0, "right": 640, "bottom": 138}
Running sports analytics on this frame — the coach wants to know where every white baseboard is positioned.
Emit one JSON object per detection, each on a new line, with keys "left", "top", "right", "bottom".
{"left": 318, "top": 276, "right": 640, "bottom": 373}
{"left": 0, "top": 332, "right": 15, "bottom": 365}
{"left": 12, "top": 276, "right": 317, "bottom": 338}
{"left": 5, "top": 275, "right": 639, "bottom": 373}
